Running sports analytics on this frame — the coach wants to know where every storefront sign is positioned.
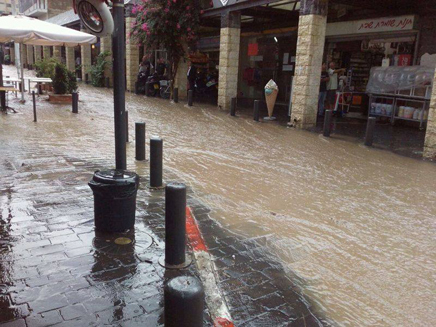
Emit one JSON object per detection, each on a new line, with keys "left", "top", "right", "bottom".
{"left": 326, "top": 15, "right": 416, "bottom": 37}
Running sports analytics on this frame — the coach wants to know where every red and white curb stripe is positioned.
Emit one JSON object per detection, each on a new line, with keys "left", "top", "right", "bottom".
{"left": 186, "top": 207, "right": 235, "bottom": 327}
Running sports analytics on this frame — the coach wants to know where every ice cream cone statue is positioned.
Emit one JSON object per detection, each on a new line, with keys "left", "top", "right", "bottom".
{"left": 264, "top": 79, "right": 278, "bottom": 120}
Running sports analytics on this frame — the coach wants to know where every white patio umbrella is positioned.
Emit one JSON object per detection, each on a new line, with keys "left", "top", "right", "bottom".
{"left": 0, "top": 15, "right": 97, "bottom": 102}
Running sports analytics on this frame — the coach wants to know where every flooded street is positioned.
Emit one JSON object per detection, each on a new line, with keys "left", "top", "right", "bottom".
{"left": 2, "top": 65, "right": 436, "bottom": 326}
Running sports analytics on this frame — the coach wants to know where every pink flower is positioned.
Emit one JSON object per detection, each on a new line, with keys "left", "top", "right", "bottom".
{"left": 200, "top": 10, "right": 204, "bottom": 14}
{"left": 177, "top": 23, "right": 180, "bottom": 29}
{"left": 141, "top": 23, "right": 148, "bottom": 31}
{"left": 187, "top": 27, "right": 191, "bottom": 31}
{"left": 164, "top": 8, "right": 169, "bottom": 12}
{"left": 186, "top": 6, "right": 190, "bottom": 10}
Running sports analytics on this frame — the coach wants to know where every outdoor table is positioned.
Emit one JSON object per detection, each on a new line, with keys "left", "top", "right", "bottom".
{"left": 3, "top": 77, "right": 21, "bottom": 97}
{"left": 0, "top": 86, "right": 20, "bottom": 112}
{"left": 28, "top": 78, "right": 53, "bottom": 95}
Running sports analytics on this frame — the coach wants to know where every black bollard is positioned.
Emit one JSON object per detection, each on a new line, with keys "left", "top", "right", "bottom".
{"left": 365, "top": 117, "right": 376, "bottom": 146}
{"left": 164, "top": 276, "right": 204, "bottom": 327}
{"left": 134, "top": 81, "right": 139, "bottom": 94}
{"left": 253, "top": 100, "right": 260, "bottom": 122}
{"left": 165, "top": 183, "right": 187, "bottom": 267}
{"left": 188, "top": 90, "right": 193, "bottom": 107}
{"left": 230, "top": 97, "right": 236, "bottom": 116}
{"left": 32, "top": 91, "right": 37, "bottom": 122}
{"left": 150, "top": 137, "right": 163, "bottom": 188}
{"left": 106, "top": 77, "right": 110, "bottom": 88}
{"left": 323, "top": 110, "right": 332, "bottom": 137}
{"left": 173, "top": 87, "right": 179, "bottom": 103}
{"left": 72, "top": 91, "right": 78, "bottom": 114}
{"left": 145, "top": 82, "right": 150, "bottom": 97}
{"left": 135, "top": 122, "right": 146, "bottom": 161}
{"left": 85, "top": 73, "right": 89, "bottom": 84}
{"left": 125, "top": 111, "right": 129, "bottom": 142}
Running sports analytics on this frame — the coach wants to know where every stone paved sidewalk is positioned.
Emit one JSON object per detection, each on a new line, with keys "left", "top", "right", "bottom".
{"left": 0, "top": 152, "right": 212, "bottom": 326}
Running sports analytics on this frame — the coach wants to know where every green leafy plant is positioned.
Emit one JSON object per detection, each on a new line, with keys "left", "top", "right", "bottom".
{"left": 89, "top": 51, "right": 111, "bottom": 87}
{"left": 34, "top": 57, "right": 59, "bottom": 79}
{"left": 131, "top": 0, "right": 202, "bottom": 90}
{"left": 52, "top": 63, "right": 77, "bottom": 95}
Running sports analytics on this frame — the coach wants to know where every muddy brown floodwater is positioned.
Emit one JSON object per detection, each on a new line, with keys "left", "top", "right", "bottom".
{"left": 2, "top": 65, "right": 436, "bottom": 326}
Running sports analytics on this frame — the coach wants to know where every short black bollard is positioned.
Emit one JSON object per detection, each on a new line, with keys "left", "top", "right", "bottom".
{"left": 145, "top": 82, "right": 150, "bottom": 97}
{"left": 173, "top": 87, "right": 179, "bottom": 103}
{"left": 106, "top": 77, "right": 110, "bottom": 88}
{"left": 253, "top": 100, "right": 260, "bottom": 122}
{"left": 323, "top": 110, "right": 332, "bottom": 137}
{"left": 85, "top": 73, "right": 89, "bottom": 84}
{"left": 162, "top": 183, "right": 190, "bottom": 268}
{"left": 32, "top": 91, "right": 37, "bottom": 122}
{"left": 230, "top": 97, "right": 237, "bottom": 116}
{"left": 150, "top": 136, "right": 163, "bottom": 188}
{"left": 134, "top": 81, "right": 139, "bottom": 94}
{"left": 72, "top": 91, "right": 78, "bottom": 114}
{"left": 135, "top": 122, "right": 146, "bottom": 160}
{"left": 164, "top": 276, "right": 204, "bottom": 327}
{"left": 125, "top": 111, "right": 129, "bottom": 142}
{"left": 365, "top": 117, "right": 376, "bottom": 146}
{"left": 188, "top": 90, "right": 193, "bottom": 107}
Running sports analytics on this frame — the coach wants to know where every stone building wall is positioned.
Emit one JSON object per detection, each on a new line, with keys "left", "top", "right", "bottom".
{"left": 424, "top": 70, "right": 436, "bottom": 159}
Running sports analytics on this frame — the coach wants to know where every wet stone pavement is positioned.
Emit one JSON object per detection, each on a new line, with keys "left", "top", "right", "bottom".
{"left": 0, "top": 153, "right": 212, "bottom": 326}
{"left": 0, "top": 73, "right": 327, "bottom": 326}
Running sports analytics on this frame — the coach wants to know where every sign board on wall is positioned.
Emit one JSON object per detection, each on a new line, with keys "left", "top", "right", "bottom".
{"left": 326, "top": 15, "right": 416, "bottom": 37}
{"left": 212, "top": 0, "right": 249, "bottom": 7}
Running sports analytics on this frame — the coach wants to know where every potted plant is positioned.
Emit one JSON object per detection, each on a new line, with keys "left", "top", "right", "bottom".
{"left": 34, "top": 58, "right": 58, "bottom": 92}
{"left": 48, "top": 63, "right": 78, "bottom": 104}
{"left": 89, "top": 51, "right": 111, "bottom": 87}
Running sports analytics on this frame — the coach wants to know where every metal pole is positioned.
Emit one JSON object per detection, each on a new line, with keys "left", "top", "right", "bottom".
{"left": 323, "top": 110, "right": 332, "bottom": 137}
{"left": 135, "top": 122, "right": 146, "bottom": 161}
{"left": 32, "top": 91, "right": 37, "bottom": 122}
{"left": 365, "top": 117, "right": 376, "bottom": 146}
{"left": 0, "top": 61, "right": 5, "bottom": 110}
{"left": 253, "top": 100, "right": 260, "bottom": 122}
{"left": 173, "top": 87, "right": 178, "bottom": 103}
{"left": 72, "top": 91, "right": 78, "bottom": 113}
{"left": 165, "top": 276, "right": 204, "bottom": 327}
{"left": 165, "top": 183, "right": 186, "bottom": 266}
{"left": 125, "top": 111, "right": 129, "bottom": 142}
{"left": 112, "top": 0, "right": 127, "bottom": 170}
{"left": 150, "top": 136, "right": 163, "bottom": 188}
{"left": 188, "top": 90, "right": 193, "bottom": 107}
{"left": 230, "top": 97, "right": 236, "bottom": 116}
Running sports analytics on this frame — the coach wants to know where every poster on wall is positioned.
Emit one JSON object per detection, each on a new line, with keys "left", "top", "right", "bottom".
{"left": 248, "top": 43, "right": 259, "bottom": 56}
{"left": 398, "top": 54, "right": 412, "bottom": 66}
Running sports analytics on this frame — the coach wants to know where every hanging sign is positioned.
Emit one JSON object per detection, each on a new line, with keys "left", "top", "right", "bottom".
{"left": 326, "top": 15, "right": 416, "bottom": 37}
{"left": 212, "top": 0, "right": 248, "bottom": 7}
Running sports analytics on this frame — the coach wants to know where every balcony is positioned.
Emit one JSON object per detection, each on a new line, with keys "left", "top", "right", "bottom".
{"left": 19, "top": 0, "right": 47, "bottom": 17}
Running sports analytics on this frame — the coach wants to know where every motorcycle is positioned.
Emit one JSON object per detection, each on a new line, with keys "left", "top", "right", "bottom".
{"left": 146, "top": 73, "right": 161, "bottom": 97}
{"left": 195, "top": 73, "right": 218, "bottom": 97}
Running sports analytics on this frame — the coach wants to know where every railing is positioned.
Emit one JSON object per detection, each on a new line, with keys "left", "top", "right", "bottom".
{"left": 19, "top": 0, "right": 47, "bottom": 16}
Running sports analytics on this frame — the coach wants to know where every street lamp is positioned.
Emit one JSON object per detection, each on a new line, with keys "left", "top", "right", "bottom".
{"left": 75, "top": 0, "right": 137, "bottom": 233}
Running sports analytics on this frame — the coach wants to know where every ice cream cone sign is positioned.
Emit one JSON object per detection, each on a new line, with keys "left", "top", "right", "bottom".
{"left": 265, "top": 79, "right": 278, "bottom": 119}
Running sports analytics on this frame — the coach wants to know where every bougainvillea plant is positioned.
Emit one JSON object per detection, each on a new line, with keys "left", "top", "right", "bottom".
{"left": 131, "top": 0, "right": 202, "bottom": 90}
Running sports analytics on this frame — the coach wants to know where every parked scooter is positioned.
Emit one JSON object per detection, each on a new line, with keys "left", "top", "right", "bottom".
{"left": 195, "top": 73, "right": 218, "bottom": 97}
{"left": 146, "top": 73, "right": 161, "bottom": 97}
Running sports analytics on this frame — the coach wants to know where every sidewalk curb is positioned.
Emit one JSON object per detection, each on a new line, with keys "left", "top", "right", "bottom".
{"left": 186, "top": 207, "right": 235, "bottom": 327}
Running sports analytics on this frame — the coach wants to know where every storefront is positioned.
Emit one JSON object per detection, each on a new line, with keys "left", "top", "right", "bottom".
{"left": 324, "top": 15, "right": 421, "bottom": 115}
